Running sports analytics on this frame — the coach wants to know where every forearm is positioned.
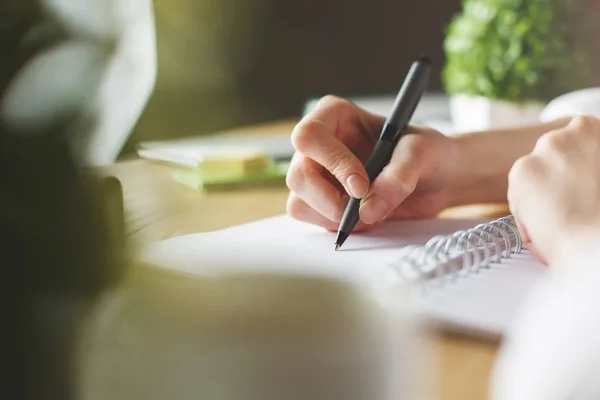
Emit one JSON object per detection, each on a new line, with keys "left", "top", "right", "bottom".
{"left": 448, "top": 117, "right": 573, "bottom": 205}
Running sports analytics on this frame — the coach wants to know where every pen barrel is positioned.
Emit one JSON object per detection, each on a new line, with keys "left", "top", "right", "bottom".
{"left": 340, "top": 197, "right": 361, "bottom": 233}
{"left": 338, "top": 56, "right": 430, "bottom": 240}
{"left": 338, "top": 140, "right": 394, "bottom": 234}
{"left": 386, "top": 60, "right": 430, "bottom": 130}
{"left": 364, "top": 140, "right": 395, "bottom": 182}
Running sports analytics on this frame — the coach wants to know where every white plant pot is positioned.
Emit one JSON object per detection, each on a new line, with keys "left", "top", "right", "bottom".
{"left": 449, "top": 94, "right": 544, "bottom": 133}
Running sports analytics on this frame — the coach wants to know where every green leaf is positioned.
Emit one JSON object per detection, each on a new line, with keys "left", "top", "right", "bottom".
{"left": 442, "top": 0, "right": 590, "bottom": 102}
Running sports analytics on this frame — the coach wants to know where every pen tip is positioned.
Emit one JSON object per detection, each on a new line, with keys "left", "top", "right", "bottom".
{"left": 334, "top": 231, "right": 349, "bottom": 252}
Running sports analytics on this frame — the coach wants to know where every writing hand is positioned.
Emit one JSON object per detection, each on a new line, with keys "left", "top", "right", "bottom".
{"left": 286, "top": 95, "right": 462, "bottom": 231}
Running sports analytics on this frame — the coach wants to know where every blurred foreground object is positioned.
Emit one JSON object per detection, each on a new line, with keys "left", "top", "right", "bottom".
{"left": 1, "top": 1, "right": 137, "bottom": 399}
{"left": 1, "top": 0, "right": 156, "bottom": 166}
{"left": 2, "top": 131, "right": 125, "bottom": 400}
{"left": 490, "top": 251, "right": 600, "bottom": 400}
{"left": 82, "top": 267, "right": 426, "bottom": 400}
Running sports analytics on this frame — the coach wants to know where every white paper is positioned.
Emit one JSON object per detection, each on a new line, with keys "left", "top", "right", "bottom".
{"left": 137, "top": 215, "right": 549, "bottom": 338}
{"left": 137, "top": 133, "right": 295, "bottom": 167}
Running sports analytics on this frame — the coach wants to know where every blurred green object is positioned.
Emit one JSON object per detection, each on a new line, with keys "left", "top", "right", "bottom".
{"left": 172, "top": 161, "right": 289, "bottom": 191}
{"left": 442, "top": 0, "right": 591, "bottom": 103}
{"left": 1, "top": 2, "right": 129, "bottom": 399}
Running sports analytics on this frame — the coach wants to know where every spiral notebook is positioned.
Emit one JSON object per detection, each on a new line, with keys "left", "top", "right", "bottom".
{"left": 138, "top": 215, "right": 548, "bottom": 340}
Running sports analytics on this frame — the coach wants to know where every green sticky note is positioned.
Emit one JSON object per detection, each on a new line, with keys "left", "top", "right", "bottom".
{"left": 173, "top": 162, "right": 289, "bottom": 192}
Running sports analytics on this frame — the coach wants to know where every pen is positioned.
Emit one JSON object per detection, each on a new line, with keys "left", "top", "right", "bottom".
{"left": 334, "top": 56, "right": 431, "bottom": 251}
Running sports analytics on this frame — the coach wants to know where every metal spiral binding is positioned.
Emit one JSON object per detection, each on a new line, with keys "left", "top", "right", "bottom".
{"left": 388, "top": 216, "right": 524, "bottom": 284}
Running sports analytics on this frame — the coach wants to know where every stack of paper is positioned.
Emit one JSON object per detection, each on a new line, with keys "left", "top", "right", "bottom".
{"left": 137, "top": 133, "right": 295, "bottom": 167}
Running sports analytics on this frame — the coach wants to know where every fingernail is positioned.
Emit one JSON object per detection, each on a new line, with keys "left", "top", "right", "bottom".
{"left": 359, "top": 195, "right": 390, "bottom": 224}
{"left": 346, "top": 174, "right": 369, "bottom": 199}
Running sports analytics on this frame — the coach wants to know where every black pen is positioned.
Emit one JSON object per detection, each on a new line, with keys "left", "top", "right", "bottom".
{"left": 334, "top": 56, "right": 431, "bottom": 251}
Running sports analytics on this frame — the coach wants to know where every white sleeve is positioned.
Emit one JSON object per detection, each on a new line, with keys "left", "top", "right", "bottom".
{"left": 540, "top": 87, "right": 600, "bottom": 121}
{"left": 490, "top": 245, "right": 600, "bottom": 400}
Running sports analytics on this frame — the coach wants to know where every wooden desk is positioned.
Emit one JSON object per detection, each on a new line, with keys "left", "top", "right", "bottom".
{"left": 105, "top": 120, "right": 509, "bottom": 400}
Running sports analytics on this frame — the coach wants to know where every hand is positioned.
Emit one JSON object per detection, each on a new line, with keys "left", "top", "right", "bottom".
{"left": 508, "top": 116, "right": 600, "bottom": 266}
{"left": 285, "top": 95, "right": 461, "bottom": 232}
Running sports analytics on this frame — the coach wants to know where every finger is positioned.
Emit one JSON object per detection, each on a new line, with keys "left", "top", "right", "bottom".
{"left": 532, "top": 129, "right": 565, "bottom": 155}
{"left": 532, "top": 129, "right": 580, "bottom": 164}
{"left": 567, "top": 115, "right": 600, "bottom": 135}
{"left": 513, "top": 212, "right": 548, "bottom": 265}
{"left": 286, "top": 193, "right": 370, "bottom": 232}
{"left": 286, "top": 154, "right": 349, "bottom": 223}
{"left": 286, "top": 193, "right": 339, "bottom": 231}
{"left": 564, "top": 116, "right": 600, "bottom": 158}
{"left": 508, "top": 155, "right": 548, "bottom": 195}
{"left": 507, "top": 179, "right": 534, "bottom": 256}
{"left": 309, "top": 94, "right": 384, "bottom": 145}
{"left": 359, "top": 136, "right": 424, "bottom": 224}
{"left": 291, "top": 96, "right": 370, "bottom": 199}
{"left": 508, "top": 156, "right": 548, "bottom": 264}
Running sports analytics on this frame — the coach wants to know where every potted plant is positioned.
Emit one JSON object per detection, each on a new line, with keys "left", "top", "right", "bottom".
{"left": 442, "top": 0, "right": 590, "bottom": 132}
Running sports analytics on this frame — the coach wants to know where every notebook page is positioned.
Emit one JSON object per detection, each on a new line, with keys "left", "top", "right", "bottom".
{"left": 137, "top": 215, "right": 548, "bottom": 337}
{"left": 138, "top": 215, "right": 485, "bottom": 284}
{"left": 420, "top": 251, "right": 547, "bottom": 338}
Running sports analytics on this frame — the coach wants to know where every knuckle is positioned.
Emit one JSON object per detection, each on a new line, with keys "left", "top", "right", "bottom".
{"left": 290, "top": 119, "right": 323, "bottom": 152}
{"left": 535, "top": 131, "right": 565, "bottom": 152}
{"left": 285, "top": 163, "right": 305, "bottom": 192}
{"left": 385, "top": 165, "right": 407, "bottom": 185}
{"left": 509, "top": 157, "right": 528, "bottom": 182}
{"left": 395, "top": 134, "right": 433, "bottom": 171}
{"left": 509, "top": 156, "right": 538, "bottom": 183}
{"left": 315, "top": 95, "right": 356, "bottom": 120}
{"left": 405, "top": 135, "right": 430, "bottom": 161}
{"left": 325, "top": 151, "right": 354, "bottom": 178}
{"left": 286, "top": 195, "right": 304, "bottom": 220}
{"left": 317, "top": 94, "right": 351, "bottom": 109}
{"left": 569, "top": 115, "right": 599, "bottom": 133}
{"left": 388, "top": 166, "right": 417, "bottom": 195}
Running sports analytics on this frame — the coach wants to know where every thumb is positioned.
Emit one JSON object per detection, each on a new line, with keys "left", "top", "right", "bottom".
{"left": 358, "top": 137, "right": 422, "bottom": 224}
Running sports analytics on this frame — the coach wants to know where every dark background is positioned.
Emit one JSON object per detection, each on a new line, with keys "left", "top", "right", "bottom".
{"left": 125, "top": 0, "right": 463, "bottom": 153}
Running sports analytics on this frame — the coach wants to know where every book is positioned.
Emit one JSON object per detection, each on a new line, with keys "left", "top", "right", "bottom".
{"left": 137, "top": 214, "right": 548, "bottom": 340}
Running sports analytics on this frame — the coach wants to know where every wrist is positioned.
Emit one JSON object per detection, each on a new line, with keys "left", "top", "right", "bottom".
{"left": 445, "top": 133, "right": 500, "bottom": 207}
{"left": 443, "top": 118, "right": 574, "bottom": 208}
